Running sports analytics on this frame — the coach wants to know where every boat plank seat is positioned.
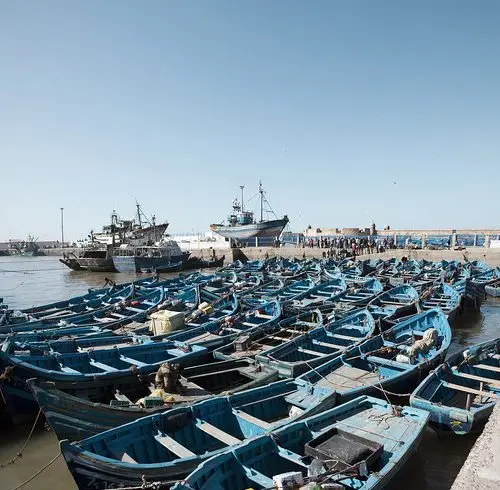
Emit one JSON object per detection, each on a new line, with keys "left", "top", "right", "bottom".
{"left": 475, "top": 364, "right": 500, "bottom": 374}
{"left": 236, "top": 390, "right": 295, "bottom": 410}
{"left": 442, "top": 382, "right": 500, "bottom": 399}
{"left": 312, "top": 340, "right": 346, "bottom": 350}
{"left": 256, "top": 314, "right": 274, "bottom": 319}
{"left": 297, "top": 347, "right": 327, "bottom": 357}
{"left": 331, "top": 333, "right": 361, "bottom": 341}
{"left": 125, "top": 306, "right": 145, "bottom": 313}
{"left": 109, "top": 312, "right": 128, "bottom": 319}
{"left": 452, "top": 370, "right": 500, "bottom": 388}
{"left": 108, "top": 448, "right": 137, "bottom": 464}
{"left": 195, "top": 420, "right": 242, "bottom": 445}
{"left": 232, "top": 410, "right": 272, "bottom": 429}
{"left": 58, "top": 365, "right": 81, "bottom": 374}
{"left": 119, "top": 355, "right": 148, "bottom": 368}
{"left": 114, "top": 391, "right": 133, "bottom": 403}
{"left": 95, "top": 317, "right": 115, "bottom": 323}
{"left": 154, "top": 434, "right": 196, "bottom": 458}
{"left": 241, "top": 321, "right": 258, "bottom": 328}
{"left": 317, "top": 364, "right": 379, "bottom": 390}
{"left": 89, "top": 360, "right": 119, "bottom": 372}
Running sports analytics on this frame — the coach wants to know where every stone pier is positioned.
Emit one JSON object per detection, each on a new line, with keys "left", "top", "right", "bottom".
{"left": 452, "top": 404, "right": 500, "bottom": 490}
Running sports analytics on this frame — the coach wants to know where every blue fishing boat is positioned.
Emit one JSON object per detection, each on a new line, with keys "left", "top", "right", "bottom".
{"left": 184, "top": 292, "right": 238, "bottom": 328}
{"left": 299, "top": 309, "right": 451, "bottom": 404}
{"left": 0, "top": 285, "right": 136, "bottom": 333}
{"left": 213, "top": 309, "right": 322, "bottom": 362}
{"left": 0, "top": 338, "right": 206, "bottom": 425}
{"left": 60, "top": 378, "right": 334, "bottom": 487}
{"left": 267, "top": 278, "right": 315, "bottom": 304}
{"left": 410, "top": 338, "right": 500, "bottom": 434}
{"left": 329, "top": 278, "right": 384, "bottom": 306}
{"left": 240, "top": 278, "right": 284, "bottom": 306}
{"left": 471, "top": 267, "right": 500, "bottom": 287}
{"left": 0, "top": 325, "right": 113, "bottom": 344}
{"left": 166, "top": 300, "right": 281, "bottom": 350}
{"left": 256, "top": 309, "right": 376, "bottom": 378}
{"left": 368, "top": 284, "right": 419, "bottom": 318}
{"left": 485, "top": 280, "right": 500, "bottom": 297}
{"left": 173, "top": 395, "right": 429, "bottom": 490}
{"left": 289, "top": 277, "right": 347, "bottom": 309}
{"left": 418, "top": 282, "right": 462, "bottom": 322}
{"left": 29, "top": 357, "right": 278, "bottom": 442}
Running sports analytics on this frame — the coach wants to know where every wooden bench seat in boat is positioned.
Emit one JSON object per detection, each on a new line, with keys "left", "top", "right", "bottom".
{"left": 256, "top": 314, "right": 274, "bottom": 319}
{"left": 109, "top": 312, "right": 128, "bottom": 319}
{"left": 297, "top": 347, "right": 327, "bottom": 357}
{"left": 108, "top": 447, "right": 137, "bottom": 463}
{"left": 232, "top": 409, "right": 272, "bottom": 429}
{"left": 241, "top": 321, "right": 259, "bottom": 328}
{"left": 452, "top": 370, "right": 500, "bottom": 388}
{"left": 154, "top": 434, "right": 196, "bottom": 458}
{"left": 89, "top": 360, "right": 119, "bottom": 372}
{"left": 475, "top": 364, "right": 500, "bottom": 374}
{"left": 58, "top": 365, "right": 81, "bottom": 374}
{"left": 195, "top": 420, "right": 242, "bottom": 445}
{"left": 441, "top": 381, "right": 500, "bottom": 399}
{"left": 311, "top": 340, "right": 346, "bottom": 350}
{"left": 331, "top": 333, "right": 361, "bottom": 341}
{"left": 119, "top": 355, "right": 148, "bottom": 368}
{"left": 125, "top": 306, "right": 145, "bottom": 313}
{"left": 365, "top": 355, "right": 412, "bottom": 370}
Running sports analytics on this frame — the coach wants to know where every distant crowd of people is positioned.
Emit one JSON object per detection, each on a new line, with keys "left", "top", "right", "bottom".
{"left": 303, "top": 236, "right": 397, "bottom": 256}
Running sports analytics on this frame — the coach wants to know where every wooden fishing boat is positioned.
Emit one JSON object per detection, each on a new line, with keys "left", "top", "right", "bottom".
{"left": 173, "top": 395, "right": 429, "bottom": 490}
{"left": 213, "top": 309, "right": 322, "bottom": 362}
{"left": 410, "top": 338, "right": 500, "bottom": 434}
{"left": 485, "top": 280, "right": 500, "bottom": 297}
{"left": 60, "top": 379, "right": 335, "bottom": 488}
{"left": 267, "top": 278, "right": 315, "bottom": 304}
{"left": 418, "top": 282, "right": 462, "bottom": 322}
{"left": 29, "top": 358, "right": 278, "bottom": 441}
{"left": 0, "top": 285, "right": 135, "bottom": 333}
{"left": 0, "top": 338, "right": 207, "bottom": 425}
{"left": 184, "top": 292, "right": 238, "bottom": 328}
{"left": 329, "top": 278, "right": 384, "bottom": 306}
{"left": 266, "top": 258, "right": 303, "bottom": 277}
{"left": 471, "top": 267, "right": 500, "bottom": 288}
{"left": 256, "top": 309, "right": 376, "bottom": 378}
{"left": 240, "top": 278, "right": 284, "bottom": 306}
{"left": 166, "top": 300, "right": 282, "bottom": 350}
{"left": 288, "top": 278, "right": 347, "bottom": 309}
{"left": 298, "top": 308, "right": 451, "bottom": 404}
{"left": 368, "top": 284, "right": 419, "bottom": 319}
{"left": 0, "top": 325, "right": 113, "bottom": 343}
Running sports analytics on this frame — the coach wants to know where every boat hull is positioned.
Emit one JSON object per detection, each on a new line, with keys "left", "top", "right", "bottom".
{"left": 210, "top": 218, "right": 288, "bottom": 240}
{"left": 113, "top": 254, "right": 185, "bottom": 273}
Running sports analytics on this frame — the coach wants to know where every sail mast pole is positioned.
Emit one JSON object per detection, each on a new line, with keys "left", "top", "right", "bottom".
{"left": 240, "top": 185, "right": 244, "bottom": 212}
{"left": 260, "top": 181, "right": 263, "bottom": 222}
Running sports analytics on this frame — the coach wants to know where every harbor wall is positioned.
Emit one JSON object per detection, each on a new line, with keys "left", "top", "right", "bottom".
{"left": 452, "top": 404, "right": 500, "bottom": 490}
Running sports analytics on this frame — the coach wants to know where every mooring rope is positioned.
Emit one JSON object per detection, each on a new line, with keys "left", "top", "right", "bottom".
{"left": 0, "top": 408, "right": 43, "bottom": 468}
{"left": 7, "top": 453, "right": 62, "bottom": 490}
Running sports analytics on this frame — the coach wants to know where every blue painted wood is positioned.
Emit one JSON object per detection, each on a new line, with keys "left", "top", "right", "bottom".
{"left": 59, "top": 379, "right": 336, "bottom": 487}
{"left": 173, "top": 395, "right": 429, "bottom": 490}
{"left": 298, "top": 308, "right": 451, "bottom": 404}
{"left": 411, "top": 337, "right": 500, "bottom": 434}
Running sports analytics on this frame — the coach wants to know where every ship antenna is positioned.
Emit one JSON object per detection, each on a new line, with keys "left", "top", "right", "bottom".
{"left": 239, "top": 186, "right": 244, "bottom": 212}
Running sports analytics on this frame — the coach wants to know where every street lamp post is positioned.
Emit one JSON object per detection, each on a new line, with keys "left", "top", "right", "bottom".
{"left": 60, "top": 207, "right": 64, "bottom": 248}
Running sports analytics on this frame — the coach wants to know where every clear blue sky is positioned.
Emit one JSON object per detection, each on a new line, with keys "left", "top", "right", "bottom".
{"left": 1, "top": 0, "right": 499, "bottom": 241}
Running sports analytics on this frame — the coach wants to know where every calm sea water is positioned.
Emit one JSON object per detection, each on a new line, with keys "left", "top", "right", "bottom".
{"left": 0, "top": 256, "right": 499, "bottom": 490}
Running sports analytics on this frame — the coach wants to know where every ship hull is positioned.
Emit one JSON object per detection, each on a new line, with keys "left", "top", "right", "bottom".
{"left": 211, "top": 218, "right": 288, "bottom": 240}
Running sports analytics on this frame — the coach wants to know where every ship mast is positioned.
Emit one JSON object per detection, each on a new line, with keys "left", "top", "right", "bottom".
{"left": 259, "top": 181, "right": 264, "bottom": 222}
{"left": 136, "top": 201, "right": 143, "bottom": 229}
{"left": 239, "top": 186, "right": 244, "bottom": 212}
